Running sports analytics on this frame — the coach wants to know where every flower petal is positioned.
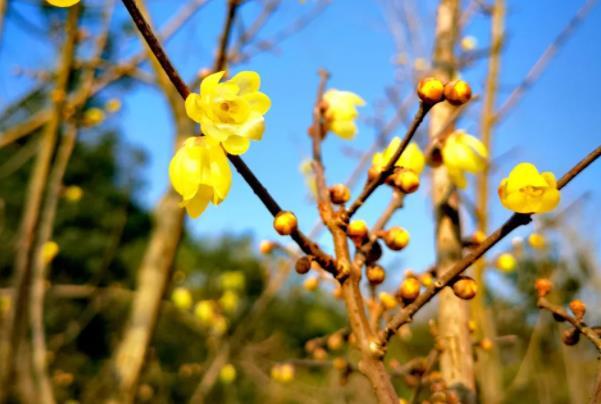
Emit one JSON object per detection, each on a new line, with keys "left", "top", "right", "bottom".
{"left": 185, "top": 93, "right": 204, "bottom": 123}
{"left": 184, "top": 185, "right": 212, "bottom": 218}
{"left": 330, "top": 120, "right": 357, "bottom": 140}
{"left": 200, "top": 71, "right": 225, "bottom": 95}
{"left": 242, "top": 92, "right": 271, "bottom": 115}
{"left": 222, "top": 135, "right": 251, "bottom": 155}
{"left": 229, "top": 71, "right": 261, "bottom": 95}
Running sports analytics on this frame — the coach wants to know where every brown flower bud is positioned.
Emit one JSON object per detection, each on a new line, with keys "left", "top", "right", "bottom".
{"left": 365, "top": 240, "right": 383, "bottom": 264}
{"left": 399, "top": 277, "right": 421, "bottom": 303}
{"left": 367, "top": 165, "right": 380, "bottom": 182}
{"left": 274, "top": 211, "right": 297, "bottom": 235}
{"left": 443, "top": 79, "right": 472, "bottom": 106}
{"left": 479, "top": 337, "right": 493, "bottom": 351}
{"left": 452, "top": 276, "right": 478, "bottom": 300}
{"left": 393, "top": 170, "right": 420, "bottom": 194}
{"left": 417, "top": 77, "right": 445, "bottom": 105}
{"left": 568, "top": 299, "right": 586, "bottom": 320}
{"left": 327, "top": 333, "right": 344, "bottom": 351}
{"left": 561, "top": 327, "right": 580, "bottom": 346}
{"left": 366, "top": 265, "right": 386, "bottom": 285}
{"left": 383, "top": 226, "right": 410, "bottom": 251}
{"left": 534, "top": 278, "right": 552, "bottom": 298}
{"left": 295, "top": 256, "right": 312, "bottom": 275}
{"left": 329, "top": 184, "right": 351, "bottom": 204}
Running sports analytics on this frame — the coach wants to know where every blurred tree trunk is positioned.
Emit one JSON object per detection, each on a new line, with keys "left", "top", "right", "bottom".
{"left": 0, "top": 6, "right": 80, "bottom": 402}
{"left": 474, "top": 0, "right": 505, "bottom": 402}
{"left": 430, "top": 0, "right": 475, "bottom": 402}
{"left": 104, "top": 2, "right": 189, "bottom": 401}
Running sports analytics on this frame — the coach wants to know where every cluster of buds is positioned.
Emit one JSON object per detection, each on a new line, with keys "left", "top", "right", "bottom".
{"left": 417, "top": 77, "right": 472, "bottom": 106}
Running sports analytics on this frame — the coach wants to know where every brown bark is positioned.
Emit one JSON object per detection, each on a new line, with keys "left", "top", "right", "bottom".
{"left": 430, "top": 0, "right": 475, "bottom": 402}
{"left": 0, "top": 6, "right": 80, "bottom": 401}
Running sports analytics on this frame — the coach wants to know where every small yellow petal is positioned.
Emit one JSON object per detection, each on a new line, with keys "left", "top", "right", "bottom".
{"left": 47, "top": 0, "right": 80, "bottom": 7}
{"left": 229, "top": 71, "right": 261, "bottom": 95}
{"left": 200, "top": 71, "right": 225, "bottom": 95}
{"left": 183, "top": 185, "right": 212, "bottom": 218}
{"left": 222, "top": 135, "right": 250, "bottom": 155}
{"left": 330, "top": 120, "right": 357, "bottom": 140}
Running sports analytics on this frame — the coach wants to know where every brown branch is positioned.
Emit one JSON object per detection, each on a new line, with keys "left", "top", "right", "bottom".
{"left": 120, "top": 0, "right": 337, "bottom": 275}
{"left": 344, "top": 103, "right": 430, "bottom": 220}
{"left": 213, "top": 0, "right": 240, "bottom": 72}
{"left": 378, "top": 143, "right": 601, "bottom": 346}
{"left": 537, "top": 297, "right": 601, "bottom": 352}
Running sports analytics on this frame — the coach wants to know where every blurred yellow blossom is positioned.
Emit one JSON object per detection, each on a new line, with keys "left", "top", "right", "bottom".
{"left": 219, "top": 364, "right": 237, "bottom": 384}
{"left": 442, "top": 130, "right": 488, "bottom": 188}
{"left": 185, "top": 71, "right": 270, "bottom": 155}
{"left": 82, "top": 107, "right": 105, "bottom": 127}
{"left": 41, "top": 241, "right": 59, "bottom": 265}
{"left": 496, "top": 252, "right": 517, "bottom": 272}
{"left": 194, "top": 300, "right": 216, "bottom": 324}
{"left": 372, "top": 138, "right": 425, "bottom": 175}
{"left": 169, "top": 136, "right": 231, "bottom": 218}
{"left": 63, "top": 185, "right": 83, "bottom": 202}
{"left": 171, "top": 287, "right": 193, "bottom": 310}
{"left": 105, "top": 98, "right": 122, "bottom": 113}
{"left": 460, "top": 36, "right": 477, "bottom": 51}
{"left": 528, "top": 233, "right": 546, "bottom": 249}
{"left": 219, "top": 271, "right": 245, "bottom": 291}
{"left": 323, "top": 89, "right": 366, "bottom": 140}
{"left": 219, "top": 290, "right": 239, "bottom": 314}
{"left": 271, "top": 363, "right": 295, "bottom": 383}
{"left": 498, "top": 163, "right": 560, "bottom": 214}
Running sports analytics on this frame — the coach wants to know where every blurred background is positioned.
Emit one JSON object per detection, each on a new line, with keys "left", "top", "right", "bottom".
{"left": 0, "top": 0, "right": 600, "bottom": 402}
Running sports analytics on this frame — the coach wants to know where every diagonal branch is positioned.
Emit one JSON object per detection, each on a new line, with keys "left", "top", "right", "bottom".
{"left": 378, "top": 143, "right": 601, "bottom": 346}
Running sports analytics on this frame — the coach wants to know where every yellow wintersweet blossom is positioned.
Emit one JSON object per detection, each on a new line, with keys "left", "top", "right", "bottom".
{"left": 63, "top": 185, "right": 83, "bottom": 202}
{"left": 41, "top": 241, "right": 60, "bottom": 265}
{"left": 496, "top": 252, "right": 517, "bottom": 272}
{"left": 372, "top": 138, "right": 425, "bottom": 175}
{"left": 299, "top": 158, "right": 317, "bottom": 198}
{"left": 441, "top": 130, "right": 488, "bottom": 188}
{"left": 171, "top": 287, "right": 193, "bottom": 310}
{"left": 47, "top": 0, "right": 80, "bottom": 7}
{"left": 105, "top": 98, "right": 122, "bottom": 113}
{"left": 185, "top": 71, "right": 271, "bottom": 155}
{"left": 498, "top": 163, "right": 560, "bottom": 214}
{"left": 169, "top": 136, "right": 231, "bottom": 218}
{"left": 82, "top": 107, "right": 105, "bottom": 127}
{"left": 323, "top": 89, "right": 366, "bottom": 140}
{"left": 219, "top": 364, "right": 237, "bottom": 384}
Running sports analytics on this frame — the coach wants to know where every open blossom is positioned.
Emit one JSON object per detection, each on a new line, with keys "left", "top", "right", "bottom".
{"left": 498, "top": 162, "right": 560, "bottom": 214}
{"left": 169, "top": 136, "right": 232, "bottom": 218}
{"left": 47, "top": 0, "right": 80, "bottom": 6}
{"left": 185, "top": 71, "right": 270, "bottom": 155}
{"left": 441, "top": 130, "right": 488, "bottom": 188}
{"left": 372, "top": 138, "right": 425, "bottom": 175}
{"left": 323, "top": 89, "right": 365, "bottom": 139}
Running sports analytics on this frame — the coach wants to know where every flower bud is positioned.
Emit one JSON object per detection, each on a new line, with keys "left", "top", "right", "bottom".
{"left": 274, "top": 211, "right": 297, "bottom": 235}
{"left": 561, "top": 328, "right": 580, "bottom": 346}
{"left": 528, "top": 232, "right": 546, "bottom": 249}
{"left": 171, "top": 287, "right": 193, "bottom": 310}
{"left": 443, "top": 80, "right": 472, "bottom": 106}
{"left": 329, "top": 184, "right": 351, "bottom": 204}
{"left": 327, "top": 333, "right": 344, "bottom": 351}
{"left": 399, "top": 277, "right": 420, "bottom": 303}
{"left": 303, "top": 277, "right": 319, "bottom": 292}
{"left": 419, "top": 272, "right": 433, "bottom": 287}
{"left": 417, "top": 77, "right": 445, "bottom": 105}
{"left": 312, "top": 347, "right": 327, "bottom": 360}
{"left": 365, "top": 240, "right": 383, "bottom": 264}
{"left": 383, "top": 226, "right": 410, "bottom": 251}
{"left": 348, "top": 220, "right": 369, "bottom": 244}
{"left": 452, "top": 276, "right": 478, "bottom": 300}
{"left": 259, "top": 240, "right": 276, "bottom": 254}
{"left": 63, "top": 185, "right": 83, "bottom": 202}
{"left": 333, "top": 357, "right": 347, "bottom": 371}
{"left": 366, "top": 265, "right": 386, "bottom": 285}
{"left": 379, "top": 292, "right": 397, "bottom": 310}
{"left": 219, "top": 364, "right": 236, "bottom": 384}
{"left": 471, "top": 230, "right": 486, "bottom": 245}
{"left": 393, "top": 170, "right": 420, "bottom": 194}
{"left": 534, "top": 278, "right": 552, "bottom": 298}
{"left": 368, "top": 165, "right": 380, "bottom": 181}
{"left": 479, "top": 337, "right": 493, "bottom": 352}
{"left": 295, "top": 256, "right": 312, "bottom": 274}
{"left": 568, "top": 299, "right": 586, "bottom": 320}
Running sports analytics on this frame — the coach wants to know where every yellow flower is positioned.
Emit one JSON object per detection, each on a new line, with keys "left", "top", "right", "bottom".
{"left": 47, "top": 0, "right": 80, "bottom": 6}
{"left": 219, "top": 290, "right": 239, "bottom": 314}
{"left": 63, "top": 185, "right": 83, "bottom": 202}
{"left": 219, "top": 271, "right": 245, "bottom": 291}
{"left": 372, "top": 138, "right": 425, "bottom": 175}
{"left": 185, "top": 71, "right": 271, "bottom": 155}
{"left": 498, "top": 163, "right": 560, "bottom": 214}
{"left": 171, "top": 287, "right": 193, "bottom": 310}
{"left": 41, "top": 241, "right": 60, "bottom": 265}
{"left": 496, "top": 252, "right": 516, "bottom": 272}
{"left": 169, "top": 136, "right": 232, "bottom": 218}
{"left": 194, "top": 300, "right": 215, "bottom": 324}
{"left": 323, "top": 89, "right": 366, "bottom": 139}
{"left": 460, "top": 36, "right": 477, "bottom": 51}
{"left": 441, "top": 130, "right": 488, "bottom": 188}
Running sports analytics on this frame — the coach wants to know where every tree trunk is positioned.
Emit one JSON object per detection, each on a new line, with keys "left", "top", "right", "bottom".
{"left": 430, "top": 0, "right": 476, "bottom": 402}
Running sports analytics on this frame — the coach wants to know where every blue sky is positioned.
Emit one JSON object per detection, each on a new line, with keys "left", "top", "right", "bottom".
{"left": 2, "top": 0, "right": 601, "bottom": 289}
